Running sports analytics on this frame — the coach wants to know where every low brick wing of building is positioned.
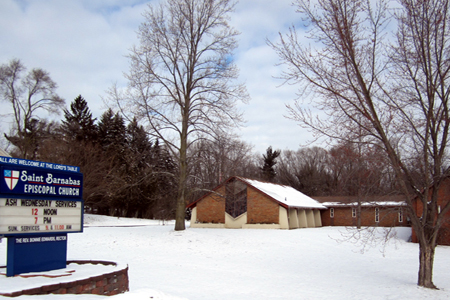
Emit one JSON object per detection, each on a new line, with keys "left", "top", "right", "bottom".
{"left": 411, "top": 178, "right": 450, "bottom": 246}
{"left": 314, "top": 196, "right": 408, "bottom": 227}
{"left": 187, "top": 176, "right": 326, "bottom": 229}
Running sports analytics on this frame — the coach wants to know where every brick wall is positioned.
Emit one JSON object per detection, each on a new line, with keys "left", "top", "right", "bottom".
{"left": 320, "top": 208, "right": 332, "bottom": 226}
{"left": 247, "top": 186, "right": 279, "bottom": 224}
{"left": 0, "top": 260, "right": 129, "bottom": 297}
{"left": 412, "top": 178, "right": 450, "bottom": 245}
{"left": 196, "top": 186, "right": 226, "bottom": 223}
{"left": 436, "top": 179, "right": 450, "bottom": 245}
{"left": 194, "top": 181, "right": 285, "bottom": 225}
{"left": 321, "top": 206, "right": 406, "bottom": 227}
{"left": 369, "top": 206, "right": 405, "bottom": 227}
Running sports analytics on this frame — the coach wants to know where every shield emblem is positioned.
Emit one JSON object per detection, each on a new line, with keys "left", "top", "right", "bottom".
{"left": 4, "top": 170, "right": 19, "bottom": 190}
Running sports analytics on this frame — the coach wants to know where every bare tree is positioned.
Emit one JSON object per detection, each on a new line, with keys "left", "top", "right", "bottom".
{"left": 108, "top": 0, "right": 248, "bottom": 230}
{"left": 188, "top": 133, "right": 256, "bottom": 198}
{"left": 277, "top": 147, "right": 333, "bottom": 196}
{"left": 269, "top": 0, "right": 450, "bottom": 288}
{"left": 0, "top": 59, "right": 64, "bottom": 158}
{"left": 329, "top": 141, "right": 395, "bottom": 228}
{"left": 328, "top": 142, "right": 393, "bottom": 195}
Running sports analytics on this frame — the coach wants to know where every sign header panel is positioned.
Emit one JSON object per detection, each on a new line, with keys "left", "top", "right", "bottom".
{"left": 0, "top": 156, "right": 79, "bottom": 173}
{"left": 0, "top": 167, "right": 83, "bottom": 198}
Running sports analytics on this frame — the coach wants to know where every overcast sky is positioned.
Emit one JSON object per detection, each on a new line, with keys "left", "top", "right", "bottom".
{"left": 0, "top": 0, "right": 314, "bottom": 154}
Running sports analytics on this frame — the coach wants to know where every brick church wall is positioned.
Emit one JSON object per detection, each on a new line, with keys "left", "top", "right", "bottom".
{"left": 196, "top": 186, "right": 226, "bottom": 223}
{"left": 247, "top": 186, "right": 279, "bottom": 224}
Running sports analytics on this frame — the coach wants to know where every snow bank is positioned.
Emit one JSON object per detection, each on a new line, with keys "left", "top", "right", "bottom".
{"left": 0, "top": 214, "right": 448, "bottom": 299}
{"left": 83, "top": 214, "right": 175, "bottom": 227}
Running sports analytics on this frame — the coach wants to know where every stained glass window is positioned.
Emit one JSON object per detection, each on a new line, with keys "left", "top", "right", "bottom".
{"left": 225, "top": 179, "right": 247, "bottom": 218}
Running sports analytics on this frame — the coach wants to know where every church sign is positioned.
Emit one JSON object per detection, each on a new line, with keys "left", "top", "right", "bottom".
{"left": 0, "top": 156, "right": 83, "bottom": 276}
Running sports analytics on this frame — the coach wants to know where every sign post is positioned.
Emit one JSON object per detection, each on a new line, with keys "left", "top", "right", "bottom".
{"left": 0, "top": 156, "right": 83, "bottom": 276}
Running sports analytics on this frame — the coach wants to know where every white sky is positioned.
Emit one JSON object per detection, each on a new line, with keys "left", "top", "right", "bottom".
{"left": 0, "top": 0, "right": 314, "bottom": 154}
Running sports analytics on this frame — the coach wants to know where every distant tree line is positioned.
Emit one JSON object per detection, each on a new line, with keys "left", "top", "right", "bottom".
{"left": 0, "top": 59, "right": 403, "bottom": 219}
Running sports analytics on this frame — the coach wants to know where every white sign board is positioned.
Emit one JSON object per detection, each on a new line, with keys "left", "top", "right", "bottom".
{"left": 0, "top": 198, "right": 82, "bottom": 234}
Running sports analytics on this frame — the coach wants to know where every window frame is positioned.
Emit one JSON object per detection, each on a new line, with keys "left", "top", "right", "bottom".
{"left": 375, "top": 207, "right": 379, "bottom": 223}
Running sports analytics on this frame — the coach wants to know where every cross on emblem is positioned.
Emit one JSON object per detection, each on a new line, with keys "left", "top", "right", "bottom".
{"left": 4, "top": 170, "right": 19, "bottom": 190}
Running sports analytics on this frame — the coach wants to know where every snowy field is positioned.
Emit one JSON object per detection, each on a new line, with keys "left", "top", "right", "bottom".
{"left": 1, "top": 214, "right": 450, "bottom": 299}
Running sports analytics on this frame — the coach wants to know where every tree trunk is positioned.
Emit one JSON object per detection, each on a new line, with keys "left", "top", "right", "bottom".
{"left": 174, "top": 152, "right": 187, "bottom": 230}
{"left": 174, "top": 186, "right": 186, "bottom": 231}
{"left": 174, "top": 104, "right": 189, "bottom": 231}
{"left": 418, "top": 243, "right": 437, "bottom": 289}
{"left": 174, "top": 148, "right": 187, "bottom": 231}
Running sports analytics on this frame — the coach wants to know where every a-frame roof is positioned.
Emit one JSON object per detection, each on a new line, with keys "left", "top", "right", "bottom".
{"left": 187, "top": 176, "right": 326, "bottom": 210}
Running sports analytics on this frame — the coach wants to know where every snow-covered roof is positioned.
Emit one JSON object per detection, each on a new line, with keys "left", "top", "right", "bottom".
{"left": 322, "top": 201, "right": 407, "bottom": 207}
{"left": 238, "top": 177, "right": 326, "bottom": 210}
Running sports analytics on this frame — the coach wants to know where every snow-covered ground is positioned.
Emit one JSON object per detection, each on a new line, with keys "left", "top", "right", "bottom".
{"left": 1, "top": 214, "right": 450, "bottom": 299}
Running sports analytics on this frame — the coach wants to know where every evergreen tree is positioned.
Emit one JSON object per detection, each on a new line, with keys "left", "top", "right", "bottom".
{"left": 95, "top": 109, "right": 127, "bottom": 215}
{"left": 150, "top": 139, "right": 178, "bottom": 218}
{"left": 97, "top": 108, "right": 126, "bottom": 154}
{"left": 121, "top": 120, "right": 177, "bottom": 218}
{"left": 126, "top": 118, "right": 152, "bottom": 165}
{"left": 61, "top": 95, "right": 97, "bottom": 142}
{"left": 261, "top": 146, "right": 281, "bottom": 182}
{"left": 120, "top": 118, "right": 154, "bottom": 217}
